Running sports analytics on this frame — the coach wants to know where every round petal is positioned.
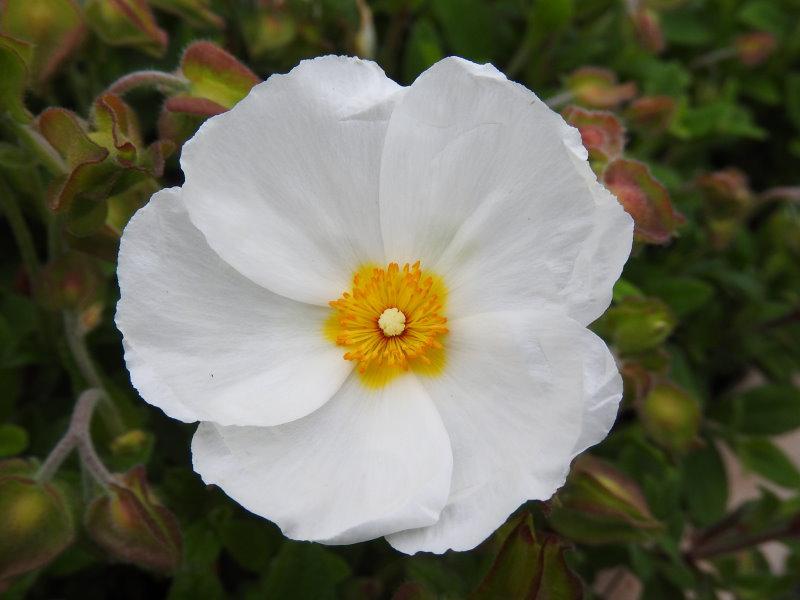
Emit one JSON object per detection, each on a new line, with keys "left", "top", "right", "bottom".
{"left": 116, "top": 188, "right": 352, "bottom": 427}
{"left": 378, "top": 57, "right": 632, "bottom": 321}
{"left": 191, "top": 373, "right": 453, "bottom": 544}
{"left": 387, "top": 310, "right": 619, "bottom": 554}
{"left": 180, "top": 56, "right": 403, "bottom": 305}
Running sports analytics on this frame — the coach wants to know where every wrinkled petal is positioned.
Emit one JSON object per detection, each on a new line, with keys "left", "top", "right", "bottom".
{"left": 191, "top": 373, "right": 453, "bottom": 544}
{"left": 181, "top": 56, "right": 403, "bottom": 305}
{"left": 387, "top": 310, "right": 620, "bottom": 554}
{"left": 116, "top": 188, "right": 352, "bottom": 426}
{"left": 378, "top": 57, "right": 632, "bottom": 322}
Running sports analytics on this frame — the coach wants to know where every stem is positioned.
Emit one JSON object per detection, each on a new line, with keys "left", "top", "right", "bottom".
{"left": 545, "top": 90, "right": 574, "bottom": 109}
{"left": 105, "top": 70, "right": 189, "bottom": 96}
{"left": 36, "top": 389, "right": 114, "bottom": 487}
{"left": 63, "top": 311, "right": 125, "bottom": 435}
{"left": 691, "top": 47, "right": 737, "bottom": 69}
{"left": 2, "top": 116, "right": 68, "bottom": 176}
{"left": 0, "top": 175, "right": 41, "bottom": 278}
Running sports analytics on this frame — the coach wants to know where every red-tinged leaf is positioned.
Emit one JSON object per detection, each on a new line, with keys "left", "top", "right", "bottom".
{"left": 536, "top": 535, "right": 584, "bottom": 600}
{"left": 562, "top": 106, "right": 625, "bottom": 168}
{"left": 48, "top": 156, "right": 119, "bottom": 213}
{"left": 84, "top": 0, "right": 167, "bottom": 57}
{"left": 0, "top": 0, "right": 85, "bottom": 84}
{"left": 603, "top": 158, "right": 684, "bottom": 244}
{"left": 165, "top": 94, "right": 227, "bottom": 117}
{"left": 631, "top": 8, "right": 665, "bottom": 54}
{"left": 695, "top": 168, "right": 752, "bottom": 217}
{"left": 92, "top": 93, "right": 141, "bottom": 166}
{"left": 626, "top": 96, "right": 677, "bottom": 132}
{"left": 0, "top": 36, "right": 32, "bottom": 123}
{"left": 566, "top": 67, "right": 637, "bottom": 109}
{"left": 180, "top": 41, "right": 260, "bottom": 109}
{"left": 38, "top": 108, "right": 108, "bottom": 168}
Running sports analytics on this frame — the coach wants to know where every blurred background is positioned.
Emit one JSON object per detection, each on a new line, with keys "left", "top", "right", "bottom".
{"left": 1, "top": 0, "right": 799, "bottom": 598}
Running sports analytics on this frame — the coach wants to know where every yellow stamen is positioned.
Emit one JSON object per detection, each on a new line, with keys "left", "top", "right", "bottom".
{"left": 327, "top": 262, "right": 448, "bottom": 385}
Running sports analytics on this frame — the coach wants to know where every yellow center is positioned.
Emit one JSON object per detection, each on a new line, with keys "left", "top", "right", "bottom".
{"left": 327, "top": 261, "right": 448, "bottom": 386}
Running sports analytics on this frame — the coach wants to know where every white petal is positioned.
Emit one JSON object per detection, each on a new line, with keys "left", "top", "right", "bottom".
{"left": 378, "top": 57, "right": 632, "bottom": 321}
{"left": 116, "top": 188, "right": 352, "bottom": 426}
{"left": 181, "top": 56, "right": 404, "bottom": 305}
{"left": 387, "top": 310, "right": 619, "bottom": 554}
{"left": 191, "top": 373, "right": 453, "bottom": 544}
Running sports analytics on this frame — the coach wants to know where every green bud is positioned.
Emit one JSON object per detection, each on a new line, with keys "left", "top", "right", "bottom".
{"left": 639, "top": 383, "right": 700, "bottom": 454}
{"left": 549, "top": 455, "right": 663, "bottom": 544}
{"left": 85, "top": 466, "right": 182, "bottom": 574}
{"left": 735, "top": 32, "right": 777, "bottom": 67}
{"left": 0, "top": 460, "right": 75, "bottom": 583}
{"left": 603, "top": 158, "right": 684, "bottom": 245}
{"left": 473, "top": 511, "right": 583, "bottom": 598}
{"left": 600, "top": 296, "right": 677, "bottom": 355}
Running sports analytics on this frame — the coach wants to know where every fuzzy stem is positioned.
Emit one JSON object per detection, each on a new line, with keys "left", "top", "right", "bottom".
{"left": 105, "top": 70, "right": 188, "bottom": 96}
{"left": 63, "top": 311, "right": 125, "bottom": 435}
{"left": 36, "top": 389, "right": 113, "bottom": 486}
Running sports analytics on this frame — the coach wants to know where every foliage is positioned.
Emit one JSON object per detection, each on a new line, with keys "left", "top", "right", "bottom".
{"left": 1, "top": 0, "right": 799, "bottom": 598}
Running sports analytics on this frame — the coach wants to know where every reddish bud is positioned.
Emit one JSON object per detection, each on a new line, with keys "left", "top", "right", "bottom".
{"left": 695, "top": 168, "right": 752, "bottom": 219}
{"left": 84, "top": 0, "right": 167, "bottom": 57}
{"left": 632, "top": 8, "right": 665, "bottom": 54}
{"left": 603, "top": 158, "right": 684, "bottom": 244}
{"left": 36, "top": 252, "right": 104, "bottom": 312}
{"left": 549, "top": 455, "right": 662, "bottom": 544}
{"left": 735, "top": 32, "right": 777, "bottom": 67}
{"left": 567, "top": 67, "right": 637, "bottom": 109}
{"left": 626, "top": 95, "right": 677, "bottom": 133}
{"left": 85, "top": 466, "right": 182, "bottom": 574}
{"left": 563, "top": 106, "right": 625, "bottom": 169}
{"left": 0, "top": 460, "right": 75, "bottom": 584}
{"left": 639, "top": 383, "right": 701, "bottom": 454}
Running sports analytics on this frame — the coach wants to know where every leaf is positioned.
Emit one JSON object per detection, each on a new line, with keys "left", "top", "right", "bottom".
{"left": 259, "top": 542, "right": 350, "bottom": 600}
{"left": 403, "top": 18, "right": 444, "bottom": 83}
{"left": 0, "top": 37, "right": 32, "bottom": 123}
{"left": 736, "top": 438, "right": 800, "bottom": 489}
{"left": 0, "top": 423, "right": 28, "bottom": 457}
{"left": 682, "top": 442, "right": 728, "bottom": 526}
{"left": 711, "top": 385, "right": 800, "bottom": 435}
{"left": 180, "top": 41, "right": 260, "bottom": 110}
{"left": 216, "top": 514, "right": 282, "bottom": 573}
{"left": 431, "top": 0, "right": 496, "bottom": 62}
{"left": 643, "top": 277, "right": 714, "bottom": 317}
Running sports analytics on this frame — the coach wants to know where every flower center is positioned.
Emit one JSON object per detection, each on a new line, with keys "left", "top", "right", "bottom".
{"left": 328, "top": 262, "right": 448, "bottom": 379}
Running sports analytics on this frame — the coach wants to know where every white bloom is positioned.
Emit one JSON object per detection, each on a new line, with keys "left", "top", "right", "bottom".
{"left": 116, "top": 56, "right": 633, "bottom": 554}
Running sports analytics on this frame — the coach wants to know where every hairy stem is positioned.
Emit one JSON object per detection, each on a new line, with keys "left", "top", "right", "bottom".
{"left": 105, "top": 70, "right": 188, "bottom": 96}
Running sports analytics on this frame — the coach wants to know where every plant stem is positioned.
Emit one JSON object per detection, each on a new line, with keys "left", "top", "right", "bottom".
{"left": 0, "top": 175, "right": 41, "bottom": 279}
{"left": 105, "top": 70, "right": 188, "bottom": 96}
{"left": 36, "top": 389, "right": 114, "bottom": 487}
{"left": 63, "top": 311, "right": 125, "bottom": 436}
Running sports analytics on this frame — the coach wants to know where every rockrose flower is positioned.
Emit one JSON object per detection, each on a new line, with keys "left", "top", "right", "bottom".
{"left": 116, "top": 56, "right": 633, "bottom": 554}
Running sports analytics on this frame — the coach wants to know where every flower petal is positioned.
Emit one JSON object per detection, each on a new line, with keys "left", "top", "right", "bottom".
{"left": 181, "top": 55, "right": 404, "bottom": 305}
{"left": 378, "top": 57, "right": 631, "bottom": 322}
{"left": 191, "top": 373, "right": 453, "bottom": 544}
{"left": 116, "top": 188, "right": 352, "bottom": 426}
{"left": 387, "top": 310, "right": 620, "bottom": 554}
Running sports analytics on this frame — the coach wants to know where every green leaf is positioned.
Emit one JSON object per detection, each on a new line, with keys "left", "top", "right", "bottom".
{"left": 217, "top": 515, "right": 282, "bottom": 573}
{"left": 0, "top": 38, "right": 32, "bottom": 123}
{"left": 431, "top": 0, "right": 496, "bottom": 62}
{"left": 682, "top": 442, "right": 728, "bottom": 526}
{"left": 736, "top": 438, "right": 800, "bottom": 489}
{"left": 712, "top": 385, "right": 800, "bottom": 435}
{"left": 259, "top": 542, "right": 350, "bottom": 600}
{"left": 0, "top": 423, "right": 28, "bottom": 457}
{"left": 643, "top": 277, "right": 714, "bottom": 317}
{"left": 402, "top": 19, "right": 444, "bottom": 83}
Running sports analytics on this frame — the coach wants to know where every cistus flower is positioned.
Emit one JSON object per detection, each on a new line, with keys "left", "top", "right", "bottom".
{"left": 116, "top": 56, "right": 633, "bottom": 554}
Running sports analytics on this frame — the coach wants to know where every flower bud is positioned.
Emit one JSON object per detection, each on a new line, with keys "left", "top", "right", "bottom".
{"left": 632, "top": 8, "right": 665, "bottom": 54}
{"left": 735, "top": 32, "right": 777, "bottom": 67}
{"left": 242, "top": 7, "right": 297, "bottom": 58}
{"left": 639, "top": 383, "right": 700, "bottom": 454}
{"left": 36, "top": 252, "right": 104, "bottom": 312}
{"left": 600, "top": 296, "right": 676, "bottom": 355}
{"left": 695, "top": 168, "right": 752, "bottom": 219}
{"left": 566, "top": 67, "right": 637, "bottom": 109}
{"left": 84, "top": 466, "right": 181, "bottom": 574}
{"left": 84, "top": 0, "right": 168, "bottom": 57}
{"left": 549, "top": 455, "right": 662, "bottom": 544}
{"left": 562, "top": 106, "right": 625, "bottom": 170}
{"left": 0, "top": 461, "right": 75, "bottom": 583}
{"left": 603, "top": 158, "right": 684, "bottom": 244}
{"left": 626, "top": 96, "right": 676, "bottom": 133}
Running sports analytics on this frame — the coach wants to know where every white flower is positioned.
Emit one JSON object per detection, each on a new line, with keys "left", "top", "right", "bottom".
{"left": 116, "top": 55, "right": 633, "bottom": 554}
